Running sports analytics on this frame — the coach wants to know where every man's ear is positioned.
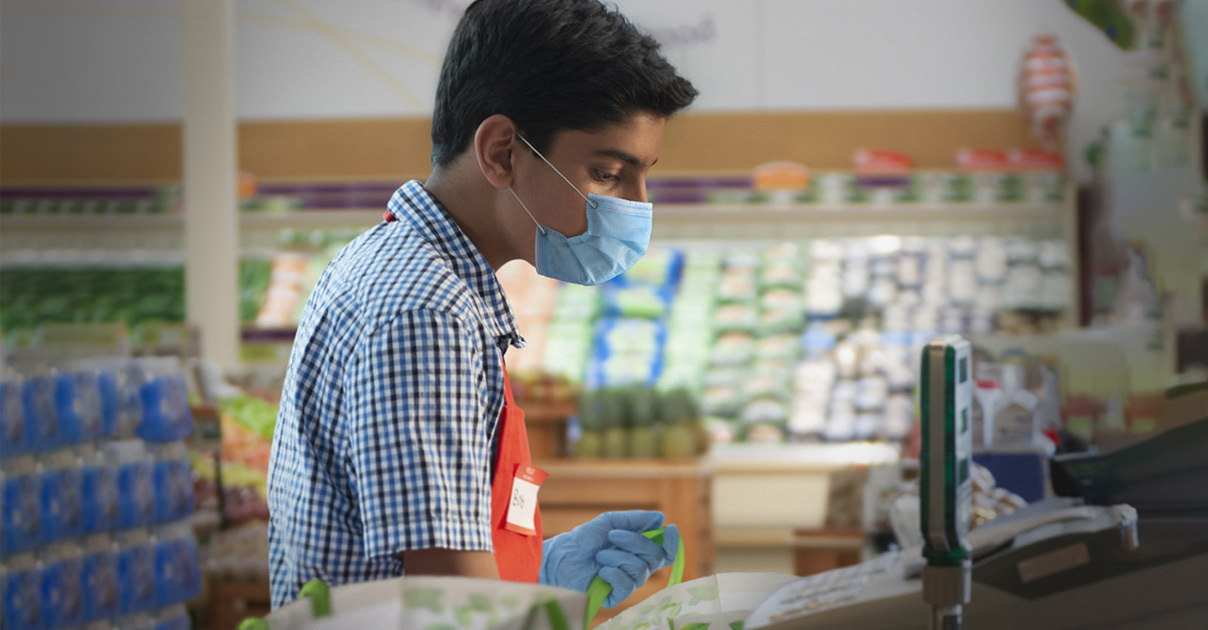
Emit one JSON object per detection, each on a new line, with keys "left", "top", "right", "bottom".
{"left": 474, "top": 114, "right": 519, "bottom": 189}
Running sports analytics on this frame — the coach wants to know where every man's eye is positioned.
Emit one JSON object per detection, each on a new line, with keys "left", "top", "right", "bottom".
{"left": 595, "top": 170, "right": 621, "bottom": 183}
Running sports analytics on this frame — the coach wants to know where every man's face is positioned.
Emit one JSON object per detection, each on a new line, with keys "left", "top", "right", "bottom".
{"left": 509, "top": 112, "right": 665, "bottom": 264}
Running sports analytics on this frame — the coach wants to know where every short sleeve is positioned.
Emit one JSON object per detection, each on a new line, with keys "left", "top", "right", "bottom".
{"left": 346, "top": 309, "right": 496, "bottom": 560}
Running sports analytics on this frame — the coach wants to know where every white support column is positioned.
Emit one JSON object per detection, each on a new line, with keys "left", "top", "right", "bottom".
{"left": 182, "top": 0, "right": 239, "bottom": 371}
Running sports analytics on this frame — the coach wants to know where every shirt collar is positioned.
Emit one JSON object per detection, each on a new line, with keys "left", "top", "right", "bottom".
{"left": 386, "top": 180, "right": 525, "bottom": 349}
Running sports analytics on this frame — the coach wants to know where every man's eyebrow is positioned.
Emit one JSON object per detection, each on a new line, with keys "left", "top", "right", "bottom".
{"left": 594, "top": 148, "right": 658, "bottom": 168}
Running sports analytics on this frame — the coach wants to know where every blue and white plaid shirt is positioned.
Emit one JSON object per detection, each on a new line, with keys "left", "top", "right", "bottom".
{"left": 267, "top": 180, "right": 524, "bottom": 607}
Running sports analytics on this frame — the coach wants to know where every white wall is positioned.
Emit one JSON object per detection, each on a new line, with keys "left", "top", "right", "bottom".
{"left": 0, "top": 0, "right": 1169, "bottom": 181}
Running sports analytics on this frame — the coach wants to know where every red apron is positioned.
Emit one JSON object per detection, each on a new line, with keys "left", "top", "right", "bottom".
{"left": 383, "top": 209, "right": 543, "bottom": 581}
{"left": 490, "top": 366, "right": 544, "bottom": 582}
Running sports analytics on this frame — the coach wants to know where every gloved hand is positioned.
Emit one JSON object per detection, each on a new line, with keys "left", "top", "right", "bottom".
{"left": 539, "top": 510, "right": 678, "bottom": 608}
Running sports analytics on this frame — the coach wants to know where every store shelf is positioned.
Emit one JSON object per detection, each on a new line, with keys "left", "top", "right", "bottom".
{"left": 707, "top": 442, "right": 901, "bottom": 473}
{"left": 0, "top": 201, "right": 1068, "bottom": 254}
{"left": 0, "top": 209, "right": 385, "bottom": 231}
{"left": 0, "top": 209, "right": 386, "bottom": 256}
{"left": 654, "top": 201, "right": 1066, "bottom": 224}
{"left": 540, "top": 457, "right": 714, "bottom": 478}
{"left": 238, "top": 209, "right": 384, "bottom": 230}
{"left": 650, "top": 198, "right": 1071, "bottom": 241}
{"left": 0, "top": 212, "right": 181, "bottom": 229}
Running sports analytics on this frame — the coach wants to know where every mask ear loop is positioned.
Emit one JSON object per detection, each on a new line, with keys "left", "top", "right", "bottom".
{"left": 507, "top": 186, "right": 548, "bottom": 235}
{"left": 516, "top": 134, "right": 599, "bottom": 209}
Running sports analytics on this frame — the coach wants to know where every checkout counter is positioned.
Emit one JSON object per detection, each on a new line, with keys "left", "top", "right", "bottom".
{"left": 746, "top": 412, "right": 1208, "bottom": 629}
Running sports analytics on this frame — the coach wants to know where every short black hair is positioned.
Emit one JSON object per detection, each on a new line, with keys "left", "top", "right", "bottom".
{"left": 430, "top": 0, "right": 698, "bottom": 168}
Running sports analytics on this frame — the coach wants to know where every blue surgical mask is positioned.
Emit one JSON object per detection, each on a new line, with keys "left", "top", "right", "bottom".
{"left": 507, "top": 134, "right": 653, "bottom": 286}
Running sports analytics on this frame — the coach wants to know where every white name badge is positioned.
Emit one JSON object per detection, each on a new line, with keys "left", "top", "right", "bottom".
{"left": 504, "top": 463, "right": 549, "bottom": 536}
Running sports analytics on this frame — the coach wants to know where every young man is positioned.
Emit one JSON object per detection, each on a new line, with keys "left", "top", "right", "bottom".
{"left": 267, "top": 0, "right": 697, "bottom": 610}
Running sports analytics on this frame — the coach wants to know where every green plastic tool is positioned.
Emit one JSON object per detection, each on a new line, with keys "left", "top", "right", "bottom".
{"left": 297, "top": 579, "right": 333, "bottom": 618}
{"left": 584, "top": 527, "right": 686, "bottom": 628}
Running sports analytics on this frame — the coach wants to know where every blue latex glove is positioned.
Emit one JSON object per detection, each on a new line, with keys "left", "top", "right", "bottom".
{"left": 539, "top": 510, "right": 679, "bottom": 608}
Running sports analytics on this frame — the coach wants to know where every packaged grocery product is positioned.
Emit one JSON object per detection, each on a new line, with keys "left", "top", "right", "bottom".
{"left": 755, "top": 334, "right": 800, "bottom": 363}
{"left": 41, "top": 450, "right": 84, "bottom": 542}
{"left": 742, "top": 374, "right": 792, "bottom": 404}
{"left": 805, "top": 280, "right": 845, "bottom": 317}
{"left": 801, "top": 325, "right": 837, "bottom": 358}
{"left": 879, "top": 335, "right": 916, "bottom": 391}
{"left": 939, "top": 306, "right": 967, "bottom": 334}
{"left": 80, "top": 446, "right": 120, "bottom": 534}
{"left": 817, "top": 172, "right": 855, "bottom": 204}
{"left": 824, "top": 409, "right": 856, "bottom": 442}
{"left": 111, "top": 441, "right": 155, "bottom": 529}
{"left": 0, "top": 378, "right": 26, "bottom": 458}
{"left": 916, "top": 171, "right": 960, "bottom": 203}
{"left": 1005, "top": 238, "right": 1039, "bottom": 265}
{"left": 716, "top": 273, "right": 757, "bottom": 304}
{"left": 701, "top": 384, "right": 742, "bottom": 418}
{"left": 883, "top": 393, "right": 915, "bottom": 441}
{"left": 618, "top": 247, "right": 683, "bottom": 287}
{"left": 55, "top": 370, "right": 103, "bottom": 446}
{"left": 881, "top": 305, "right": 911, "bottom": 332}
{"left": 912, "top": 306, "right": 939, "bottom": 332}
{"left": 975, "top": 238, "right": 1008, "bottom": 284}
{"left": 948, "top": 260, "right": 978, "bottom": 306}
{"left": 852, "top": 413, "right": 881, "bottom": 441}
{"left": 854, "top": 377, "right": 889, "bottom": 412}
{"left": 604, "top": 284, "right": 672, "bottom": 320}
{"left": 116, "top": 530, "right": 157, "bottom": 614}
{"left": 788, "top": 401, "right": 827, "bottom": 437}
{"left": 1003, "top": 263, "right": 1043, "bottom": 310}
{"left": 841, "top": 258, "right": 870, "bottom": 299}
{"left": 722, "top": 249, "right": 761, "bottom": 272}
{"left": 794, "top": 359, "right": 836, "bottom": 396}
{"left": 867, "top": 276, "right": 898, "bottom": 307}
{"left": 81, "top": 536, "right": 122, "bottom": 620}
{"left": 254, "top": 252, "right": 309, "bottom": 328}
{"left": 708, "top": 332, "right": 755, "bottom": 367}
{"left": 896, "top": 251, "right": 923, "bottom": 288}
{"left": 137, "top": 372, "right": 193, "bottom": 443}
{"left": 757, "top": 307, "right": 805, "bottom": 337}
{"left": 40, "top": 542, "right": 86, "bottom": 628}
{"left": 759, "top": 262, "right": 803, "bottom": 291}
{"left": 705, "top": 417, "right": 738, "bottom": 445}
{"left": 742, "top": 396, "right": 789, "bottom": 427}
{"left": 23, "top": 375, "right": 58, "bottom": 453}
{"left": 742, "top": 419, "right": 786, "bottom": 443}
{"left": 969, "top": 308, "right": 996, "bottom": 334}
{"left": 552, "top": 283, "right": 603, "bottom": 320}
{"left": 153, "top": 524, "right": 201, "bottom": 607}
{"left": 1, "top": 459, "right": 41, "bottom": 554}
{"left": 588, "top": 356, "right": 660, "bottom": 390}
{"left": 1, "top": 554, "right": 41, "bottom": 630}
{"left": 151, "top": 444, "right": 195, "bottom": 524}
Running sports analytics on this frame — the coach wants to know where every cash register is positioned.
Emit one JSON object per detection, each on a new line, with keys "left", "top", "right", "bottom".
{"left": 747, "top": 342, "right": 1208, "bottom": 629}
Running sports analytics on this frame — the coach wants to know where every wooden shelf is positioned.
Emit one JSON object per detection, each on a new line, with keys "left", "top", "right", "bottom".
{"left": 0, "top": 200, "right": 1065, "bottom": 231}
{"left": 539, "top": 457, "right": 713, "bottom": 478}
{"left": 517, "top": 400, "right": 579, "bottom": 424}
